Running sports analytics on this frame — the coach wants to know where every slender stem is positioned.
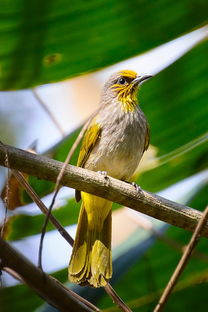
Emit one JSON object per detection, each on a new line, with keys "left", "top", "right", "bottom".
{"left": 48, "top": 108, "right": 99, "bottom": 212}
{"left": 3, "top": 267, "right": 23, "bottom": 283}
{"left": 11, "top": 170, "right": 74, "bottom": 246}
{"left": 32, "top": 88, "right": 65, "bottom": 136}
{"left": 153, "top": 205, "right": 208, "bottom": 312}
{"left": 105, "top": 283, "right": 133, "bottom": 312}
{"left": 0, "top": 150, "right": 9, "bottom": 238}
{"left": 38, "top": 110, "right": 97, "bottom": 269}
{"left": 128, "top": 213, "right": 208, "bottom": 262}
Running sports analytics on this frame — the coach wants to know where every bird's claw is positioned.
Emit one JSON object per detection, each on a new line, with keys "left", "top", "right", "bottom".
{"left": 125, "top": 181, "right": 142, "bottom": 193}
{"left": 97, "top": 171, "right": 108, "bottom": 180}
{"left": 131, "top": 182, "right": 142, "bottom": 193}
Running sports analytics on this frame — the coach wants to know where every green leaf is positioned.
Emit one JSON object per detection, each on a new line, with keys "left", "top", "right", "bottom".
{"left": 0, "top": 283, "right": 43, "bottom": 312}
{"left": 0, "top": 0, "right": 207, "bottom": 90}
{"left": 7, "top": 198, "right": 81, "bottom": 241}
{"left": 188, "top": 184, "right": 208, "bottom": 211}
{"left": 0, "top": 267, "right": 70, "bottom": 312}
{"left": 46, "top": 128, "right": 81, "bottom": 165}
{"left": 11, "top": 128, "right": 81, "bottom": 205}
{"left": 7, "top": 199, "right": 121, "bottom": 240}
{"left": 137, "top": 40, "right": 208, "bottom": 191}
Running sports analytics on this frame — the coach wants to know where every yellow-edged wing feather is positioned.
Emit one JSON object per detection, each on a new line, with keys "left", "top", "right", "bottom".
{"left": 75, "top": 120, "right": 101, "bottom": 202}
{"left": 144, "top": 123, "right": 150, "bottom": 152}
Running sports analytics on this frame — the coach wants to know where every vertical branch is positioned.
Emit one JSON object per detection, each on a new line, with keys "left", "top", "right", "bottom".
{"left": 154, "top": 205, "right": 208, "bottom": 312}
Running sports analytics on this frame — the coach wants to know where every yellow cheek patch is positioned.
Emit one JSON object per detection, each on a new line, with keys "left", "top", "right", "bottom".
{"left": 110, "top": 72, "right": 139, "bottom": 112}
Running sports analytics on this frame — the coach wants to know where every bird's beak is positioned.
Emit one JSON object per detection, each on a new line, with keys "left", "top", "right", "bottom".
{"left": 132, "top": 74, "right": 153, "bottom": 85}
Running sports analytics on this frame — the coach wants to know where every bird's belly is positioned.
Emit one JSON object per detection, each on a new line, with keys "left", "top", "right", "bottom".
{"left": 85, "top": 132, "right": 144, "bottom": 180}
{"left": 101, "top": 154, "right": 141, "bottom": 180}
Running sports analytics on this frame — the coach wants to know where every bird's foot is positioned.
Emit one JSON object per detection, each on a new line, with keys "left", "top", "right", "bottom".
{"left": 97, "top": 171, "right": 108, "bottom": 180}
{"left": 132, "top": 182, "right": 142, "bottom": 193}
{"left": 125, "top": 181, "right": 142, "bottom": 193}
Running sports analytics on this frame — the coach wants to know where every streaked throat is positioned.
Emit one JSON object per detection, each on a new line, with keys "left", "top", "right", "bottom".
{"left": 118, "top": 88, "right": 138, "bottom": 112}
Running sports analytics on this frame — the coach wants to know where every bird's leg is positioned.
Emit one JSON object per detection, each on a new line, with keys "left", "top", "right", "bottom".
{"left": 98, "top": 171, "right": 109, "bottom": 186}
{"left": 98, "top": 171, "right": 108, "bottom": 178}
{"left": 124, "top": 181, "right": 142, "bottom": 193}
{"left": 131, "top": 182, "right": 142, "bottom": 193}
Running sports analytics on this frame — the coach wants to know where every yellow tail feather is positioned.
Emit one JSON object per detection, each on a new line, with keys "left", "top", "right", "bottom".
{"left": 68, "top": 193, "right": 112, "bottom": 287}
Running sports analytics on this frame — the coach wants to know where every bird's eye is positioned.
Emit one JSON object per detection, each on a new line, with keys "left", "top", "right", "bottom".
{"left": 118, "top": 77, "right": 126, "bottom": 85}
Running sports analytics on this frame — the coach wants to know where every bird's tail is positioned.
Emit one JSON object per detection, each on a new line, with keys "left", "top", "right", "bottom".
{"left": 68, "top": 193, "right": 112, "bottom": 288}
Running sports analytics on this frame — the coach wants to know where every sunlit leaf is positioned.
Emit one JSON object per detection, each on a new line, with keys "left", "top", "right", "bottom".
{"left": 7, "top": 198, "right": 80, "bottom": 241}
{"left": 0, "top": 283, "right": 43, "bottom": 312}
{"left": 188, "top": 184, "right": 208, "bottom": 211}
{"left": 0, "top": 0, "right": 207, "bottom": 90}
{"left": 137, "top": 40, "right": 208, "bottom": 191}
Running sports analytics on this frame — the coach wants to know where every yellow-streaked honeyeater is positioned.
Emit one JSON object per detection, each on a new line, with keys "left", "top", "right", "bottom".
{"left": 68, "top": 70, "right": 152, "bottom": 287}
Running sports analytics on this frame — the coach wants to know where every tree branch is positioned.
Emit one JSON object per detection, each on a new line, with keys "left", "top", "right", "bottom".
{"left": 0, "top": 142, "right": 206, "bottom": 237}
{"left": 0, "top": 237, "right": 96, "bottom": 312}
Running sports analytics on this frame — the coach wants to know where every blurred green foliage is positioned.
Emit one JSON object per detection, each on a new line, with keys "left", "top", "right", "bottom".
{"left": 0, "top": 0, "right": 207, "bottom": 311}
{"left": 0, "top": 0, "right": 207, "bottom": 89}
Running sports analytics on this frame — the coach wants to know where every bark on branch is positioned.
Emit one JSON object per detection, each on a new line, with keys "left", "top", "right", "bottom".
{"left": 0, "top": 142, "right": 206, "bottom": 236}
{"left": 0, "top": 237, "right": 95, "bottom": 312}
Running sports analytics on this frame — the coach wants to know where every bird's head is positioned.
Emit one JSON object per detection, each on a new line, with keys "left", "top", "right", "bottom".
{"left": 102, "top": 70, "right": 152, "bottom": 112}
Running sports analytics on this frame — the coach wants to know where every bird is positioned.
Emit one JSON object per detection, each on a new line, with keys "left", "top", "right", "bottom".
{"left": 68, "top": 69, "right": 152, "bottom": 288}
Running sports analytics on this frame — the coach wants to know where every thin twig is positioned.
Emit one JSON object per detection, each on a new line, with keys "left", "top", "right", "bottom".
{"left": 51, "top": 108, "right": 98, "bottom": 207}
{"left": 0, "top": 259, "right": 3, "bottom": 288}
{"left": 11, "top": 170, "right": 74, "bottom": 246}
{"left": 104, "top": 270, "right": 208, "bottom": 312}
{"left": 38, "top": 109, "right": 98, "bottom": 269}
{"left": 128, "top": 213, "right": 208, "bottom": 262}
{"left": 153, "top": 205, "right": 208, "bottom": 312}
{"left": 150, "top": 227, "right": 208, "bottom": 262}
{"left": 0, "top": 148, "right": 9, "bottom": 238}
{"left": 3, "top": 267, "right": 23, "bottom": 283}
{"left": 52, "top": 277, "right": 100, "bottom": 312}
{"left": 104, "top": 283, "right": 133, "bottom": 312}
{"left": 32, "top": 88, "right": 65, "bottom": 137}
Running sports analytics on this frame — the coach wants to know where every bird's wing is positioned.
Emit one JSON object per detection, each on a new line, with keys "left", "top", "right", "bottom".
{"left": 77, "top": 121, "right": 101, "bottom": 168}
{"left": 143, "top": 123, "right": 150, "bottom": 152}
{"left": 75, "top": 120, "right": 101, "bottom": 202}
